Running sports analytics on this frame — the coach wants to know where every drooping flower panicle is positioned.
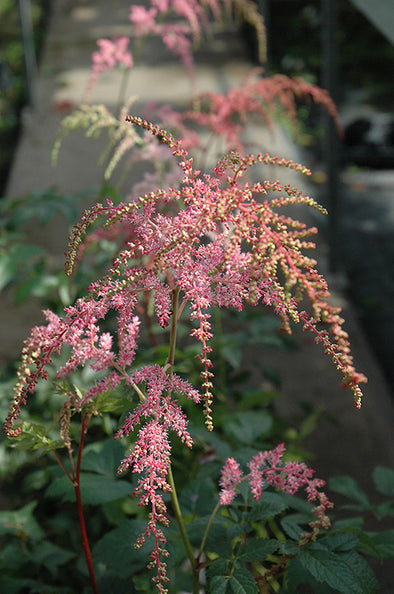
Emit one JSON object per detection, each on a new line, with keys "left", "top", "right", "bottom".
{"left": 5, "top": 116, "right": 365, "bottom": 591}
{"left": 5, "top": 117, "right": 365, "bottom": 439}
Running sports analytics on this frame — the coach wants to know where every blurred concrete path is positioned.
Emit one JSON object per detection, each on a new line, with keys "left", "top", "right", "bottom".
{"left": 2, "top": 1, "right": 394, "bottom": 587}
{"left": 339, "top": 168, "right": 394, "bottom": 391}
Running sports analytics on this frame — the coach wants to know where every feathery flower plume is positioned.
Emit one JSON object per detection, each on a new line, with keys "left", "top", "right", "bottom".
{"left": 5, "top": 118, "right": 365, "bottom": 590}
{"left": 219, "top": 443, "right": 333, "bottom": 542}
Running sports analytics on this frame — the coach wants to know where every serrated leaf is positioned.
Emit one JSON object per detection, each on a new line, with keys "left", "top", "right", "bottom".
{"left": 0, "top": 502, "right": 44, "bottom": 540}
{"left": 210, "top": 576, "right": 229, "bottom": 593}
{"left": 320, "top": 532, "right": 359, "bottom": 552}
{"left": 363, "top": 530, "right": 394, "bottom": 559}
{"left": 229, "top": 566, "right": 258, "bottom": 593}
{"left": 207, "top": 559, "right": 228, "bottom": 581}
{"left": 206, "top": 520, "right": 233, "bottom": 558}
{"left": 10, "top": 421, "right": 64, "bottom": 453}
{"left": 341, "top": 551, "right": 379, "bottom": 592}
{"left": 45, "top": 472, "right": 131, "bottom": 504}
{"left": 281, "top": 518, "right": 304, "bottom": 541}
{"left": 329, "top": 476, "right": 369, "bottom": 506}
{"left": 373, "top": 466, "right": 394, "bottom": 496}
{"left": 238, "top": 538, "right": 278, "bottom": 562}
{"left": 296, "top": 545, "right": 379, "bottom": 593}
{"left": 248, "top": 491, "right": 288, "bottom": 521}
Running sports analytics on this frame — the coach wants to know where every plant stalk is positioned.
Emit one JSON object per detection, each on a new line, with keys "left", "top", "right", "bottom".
{"left": 167, "top": 464, "right": 200, "bottom": 592}
{"left": 73, "top": 415, "right": 98, "bottom": 594}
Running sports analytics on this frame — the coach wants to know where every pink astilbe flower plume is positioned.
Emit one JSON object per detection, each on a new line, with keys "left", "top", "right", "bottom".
{"left": 5, "top": 117, "right": 366, "bottom": 439}
{"left": 183, "top": 70, "right": 342, "bottom": 154}
{"left": 129, "top": 1, "right": 266, "bottom": 85}
{"left": 220, "top": 443, "right": 333, "bottom": 542}
{"left": 115, "top": 365, "right": 199, "bottom": 590}
{"left": 86, "top": 36, "right": 133, "bottom": 98}
{"left": 5, "top": 116, "right": 365, "bottom": 591}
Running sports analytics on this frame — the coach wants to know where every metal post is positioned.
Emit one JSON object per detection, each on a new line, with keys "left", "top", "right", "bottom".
{"left": 18, "top": 0, "right": 37, "bottom": 106}
{"left": 321, "top": 0, "right": 340, "bottom": 271}
{"left": 257, "top": 0, "right": 270, "bottom": 68}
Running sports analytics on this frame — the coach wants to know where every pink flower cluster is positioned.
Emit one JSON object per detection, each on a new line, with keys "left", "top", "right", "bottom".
{"left": 86, "top": 37, "right": 133, "bottom": 97}
{"left": 184, "top": 70, "right": 342, "bottom": 153}
{"left": 128, "top": 1, "right": 229, "bottom": 83}
{"left": 4, "top": 116, "right": 364, "bottom": 439}
{"left": 92, "top": 37, "right": 133, "bottom": 74}
{"left": 220, "top": 443, "right": 333, "bottom": 541}
{"left": 114, "top": 365, "right": 199, "bottom": 591}
{"left": 5, "top": 117, "right": 365, "bottom": 590}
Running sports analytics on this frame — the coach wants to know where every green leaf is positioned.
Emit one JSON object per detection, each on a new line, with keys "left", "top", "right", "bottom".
{"left": 45, "top": 472, "right": 132, "bottom": 504}
{"left": 92, "top": 387, "right": 131, "bottom": 415}
{"left": 373, "top": 500, "right": 394, "bottom": 520}
{"left": 190, "top": 427, "right": 232, "bottom": 461}
{"left": 0, "top": 187, "right": 89, "bottom": 227}
{"left": 294, "top": 545, "right": 379, "bottom": 593}
{"left": 238, "top": 538, "right": 278, "bottom": 562}
{"left": 341, "top": 551, "right": 379, "bottom": 592}
{"left": 179, "top": 477, "right": 216, "bottom": 516}
{"left": 92, "top": 519, "right": 154, "bottom": 578}
{"left": 210, "top": 576, "right": 229, "bottom": 593}
{"left": 10, "top": 421, "right": 64, "bottom": 453}
{"left": 363, "top": 530, "right": 394, "bottom": 559}
{"left": 281, "top": 518, "right": 304, "bottom": 541}
{"left": 14, "top": 273, "right": 60, "bottom": 305}
{"left": 96, "top": 575, "right": 135, "bottom": 594}
{"left": 320, "top": 532, "right": 359, "bottom": 552}
{"left": 329, "top": 476, "right": 369, "bottom": 506}
{"left": 0, "top": 577, "right": 37, "bottom": 594}
{"left": 0, "top": 238, "right": 45, "bottom": 290}
{"left": 222, "top": 411, "right": 272, "bottom": 445}
{"left": 229, "top": 566, "right": 258, "bottom": 593}
{"left": 0, "top": 501, "right": 44, "bottom": 540}
{"left": 82, "top": 438, "right": 125, "bottom": 476}
{"left": 30, "top": 541, "right": 76, "bottom": 573}
{"left": 248, "top": 491, "right": 288, "bottom": 521}
{"left": 206, "top": 520, "right": 233, "bottom": 558}
{"left": 373, "top": 466, "right": 394, "bottom": 496}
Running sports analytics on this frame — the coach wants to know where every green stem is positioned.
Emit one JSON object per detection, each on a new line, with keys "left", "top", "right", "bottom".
{"left": 167, "top": 464, "right": 200, "bottom": 593}
{"left": 197, "top": 499, "right": 221, "bottom": 560}
{"left": 116, "top": 66, "right": 131, "bottom": 113}
{"left": 166, "top": 288, "right": 180, "bottom": 370}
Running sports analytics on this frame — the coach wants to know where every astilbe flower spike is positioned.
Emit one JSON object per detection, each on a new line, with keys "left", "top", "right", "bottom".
{"left": 183, "top": 70, "right": 342, "bottom": 154}
{"left": 61, "top": 117, "right": 365, "bottom": 417}
{"left": 114, "top": 365, "right": 200, "bottom": 591}
{"left": 129, "top": 0, "right": 266, "bottom": 84}
{"left": 86, "top": 36, "right": 133, "bottom": 98}
{"left": 5, "top": 118, "right": 366, "bottom": 591}
{"left": 220, "top": 443, "right": 333, "bottom": 543}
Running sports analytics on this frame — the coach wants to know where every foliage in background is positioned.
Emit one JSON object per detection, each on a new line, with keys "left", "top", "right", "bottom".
{"left": 0, "top": 0, "right": 49, "bottom": 195}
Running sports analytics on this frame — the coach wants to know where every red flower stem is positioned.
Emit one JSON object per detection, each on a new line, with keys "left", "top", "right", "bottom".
{"left": 52, "top": 450, "right": 73, "bottom": 484}
{"left": 73, "top": 415, "right": 98, "bottom": 594}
